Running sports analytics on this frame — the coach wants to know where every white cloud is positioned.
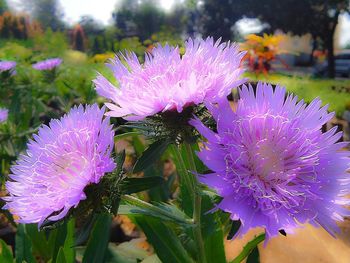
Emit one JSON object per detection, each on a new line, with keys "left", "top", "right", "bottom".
{"left": 59, "top": 0, "right": 117, "bottom": 25}
{"left": 339, "top": 13, "right": 350, "bottom": 47}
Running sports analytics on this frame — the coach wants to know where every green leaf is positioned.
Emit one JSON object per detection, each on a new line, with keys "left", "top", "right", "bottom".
{"left": 246, "top": 246, "right": 260, "bottom": 263}
{"left": 74, "top": 214, "right": 98, "bottom": 247}
{"left": 15, "top": 224, "right": 36, "bottom": 263}
{"left": 133, "top": 139, "right": 170, "bottom": 173}
{"left": 134, "top": 216, "right": 194, "bottom": 263}
{"left": 106, "top": 151, "right": 125, "bottom": 215}
{"left": 143, "top": 160, "right": 174, "bottom": 202}
{"left": 114, "top": 131, "right": 140, "bottom": 141}
{"left": 169, "top": 144, "right": 194, "bottom": 216}
{"left": 230, "top": 233, "right": 265, "bottom": 263}
{"left": 55, "top": 247, "right": 67, "bottom": 263}
{"left": 119, "top": 201, "right": 193, "bottom": 227}
{"left": 201, "top": 194, "right": 226, "bottom": 263}
{"left": 62, "top": 219, "right": 75, "bottom": 263}
{"left": 82, "top": 213, "right": 112, "bottom": 263}
{"left": 26, "top": 224, "right": 51, "bottom": 261}
{"left": 203, "top": 229, "right": 226, "bottom": 263}
{"left": 121, "top": 176, "right": 165, "bottom": 194}
{"left": 48, "top": 223, "right": 67, "bottom": 263}
{"left": 131, "top": 135, "right": 145, "bottom": 156}
{"left": 0, "top": 239, "right": 14, "bottom": 263}
{"left": 115, "top": 150, "right": 126, "bottom": 175}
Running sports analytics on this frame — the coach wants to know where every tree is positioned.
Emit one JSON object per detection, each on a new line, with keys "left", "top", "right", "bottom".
{"left": 199, "top": 0, "right": 238, "bottom": 41}
{"left": 113, "top": 0, "right": 144, "bottom": 38}
{"left": 240, "top": 0, "right": 349, "bottom": 77}
{"left": 79, "top": 15, "right": 104, "bottom": 36}
{"left": 72, "top": 24, "right": 86, "bottom": 52}
{"left": 23, "top": 0, "right": 64, "bottom": 31}
{"left": 113, "top": 0, "right": 187, "bottom": 41}
{"left": 0, "top": 0, "right": 8, "bottom": 15}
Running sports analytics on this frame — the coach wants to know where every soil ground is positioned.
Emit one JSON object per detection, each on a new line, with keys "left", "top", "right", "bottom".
{"left": 225, "top": 219, "right": 350, "bottom": 263}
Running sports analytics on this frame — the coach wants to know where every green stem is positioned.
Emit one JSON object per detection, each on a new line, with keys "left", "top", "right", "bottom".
{"left": 170, "top": 144, "right": 195, "bottom": 206}
{"left": 121, "top": 194, "right": 194, "bottom": 226}
{"left": 184, "top": 143, "right": 206, "bottom": 263}
{"left": 230, "top": 233, "right": 266, "bottom": 263}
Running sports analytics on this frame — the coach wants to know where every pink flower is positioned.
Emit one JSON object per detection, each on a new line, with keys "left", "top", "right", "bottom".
{"left": 94, "top": 37, "right": 245, "bottom": 120}
{"left": 191, "top": 83, "right": 350, "bottom": 241}
{"left": 3, "top": 104, "right": 115, "bottom": 225}
{"left": 32, "top": 58, "right": 62, "bottom": 71}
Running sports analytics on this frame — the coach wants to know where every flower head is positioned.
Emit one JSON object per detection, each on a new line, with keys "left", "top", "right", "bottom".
{"left": 32, "top": 58, "right": 62, "bottom": 71}
{"left": 94, "top": 37, "right": 245, "bottom": 120}
{"left": 0, "top": 60, "right": 16, "bottom": 73}
{"left": 0, "top": 108, "right": 8, "bottom": 123}
{"left": 3, "top": 104, "right": 115, "bottom": 225}
{"left": 191, "top": 83, "right": 350, "bottom": 240}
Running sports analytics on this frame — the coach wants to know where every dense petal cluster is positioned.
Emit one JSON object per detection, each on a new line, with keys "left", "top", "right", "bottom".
{"left": 94, "top": 37, "right": 245, "bottom": 120}
{"left": 0, "top": 60, "right": 16, "bottom": 72}
{"left": 0, "top": 108, "right": 8, "bottom": 123}
{"left": 191, "top": 83, "right": 350, "bottom": 240}
{"left": 3, "top": 104, "right": 115, "bottom": 225}
{"left": 32, "top": 58, "right": 62, "bottom": 71}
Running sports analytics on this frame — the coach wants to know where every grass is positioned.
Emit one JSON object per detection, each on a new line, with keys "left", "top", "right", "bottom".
{"left": 246, "top": 73, "right": 350, "bottom": 117}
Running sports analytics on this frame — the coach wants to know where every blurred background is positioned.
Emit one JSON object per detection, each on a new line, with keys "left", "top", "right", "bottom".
{"left": 2, "top": 0, "right": 350, "bottom": 76}
{"left": 1, "top": 1, "right": 350, "bottom": 262}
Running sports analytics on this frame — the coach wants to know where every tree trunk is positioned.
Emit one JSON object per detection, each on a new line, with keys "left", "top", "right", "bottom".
{"left": 326, "top": 12, "right": 340, "bottom": 78}
{"left": 309, "top": 35, "right": 317, "bottom": 65}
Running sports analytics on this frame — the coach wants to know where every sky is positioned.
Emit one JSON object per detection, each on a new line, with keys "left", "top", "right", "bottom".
{"left": 8, "top": 0, "right": 177, "bottom": 25}
{"left": 7, "top": 0, "right": 350, "bottom": 47}
{"left": 59, "top": 0, "right": 177, "bottom": 24}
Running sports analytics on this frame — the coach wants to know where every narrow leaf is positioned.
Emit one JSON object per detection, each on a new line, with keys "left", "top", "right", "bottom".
{"left": 231, "top": 233, "right": 265, "bottom": 263}
{"left": 133, "top": 139, "right": 170, "bottom": 173}
{"left": 0, "top": 239, "right": 13, "bottom": 263}
{"left": 55, "top": 247, "right": 67, "bottom": 263}
{"left": 26, "top": 224, "right": 51, "bottom": 261}
{"left": 121, "top": 176, "right": 165, "bottom": 194}
{"left": 118, "top": 202, "right": 193, "bottom": 227}
{"left": 246, "top": 246, "right": 260, "bottom": 263}
{"left": 74, "top": 214, "right": 98, "bottom": 247}
{"left": 48, "top": 223, "right": 67, "bottom": 263}
{"left": 62, "top": 219, "right": 75, "bottom": 263}
{"left": 201, "top": 194, "right": 226, "bottom": 263}
{"left": 134, "top": 217, "right": 194, "bottom": 263}
{"left": 169, "top": 144, "right": 194, "bottom": 216}
{"left": 82, "top": 213, "right": 112, "bottom": 263}
{"left": 115, "top": 150, "right": 126, "bottom": 177}
{"left": 15, "top": 224, "right": 36, "bottom": 263}
{"left": 114, "top": 131, "right": 140, "bottom": 141}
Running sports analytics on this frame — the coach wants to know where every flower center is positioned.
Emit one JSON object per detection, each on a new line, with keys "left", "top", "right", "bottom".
{"left": 251, "top": 139, "right": 284, "bottom": 181}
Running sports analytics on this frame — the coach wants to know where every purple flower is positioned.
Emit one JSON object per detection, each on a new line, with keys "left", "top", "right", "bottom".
{"left": 3, "top": 104, "right": 115, "bottom": 225}
{"left": 191, "top": 83, "right": 350, "bottom": 241}
{"left": 0, "top": 61, "right": 16, "bottom": 72}
{"left": 94, "top": 37, "right": 245, "bottom": 120}
{"left": 32, "top": 58, "right": 62, "bottom": 71}
{"left": 0, "top": 108, "right": 8, "bottom": 123}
